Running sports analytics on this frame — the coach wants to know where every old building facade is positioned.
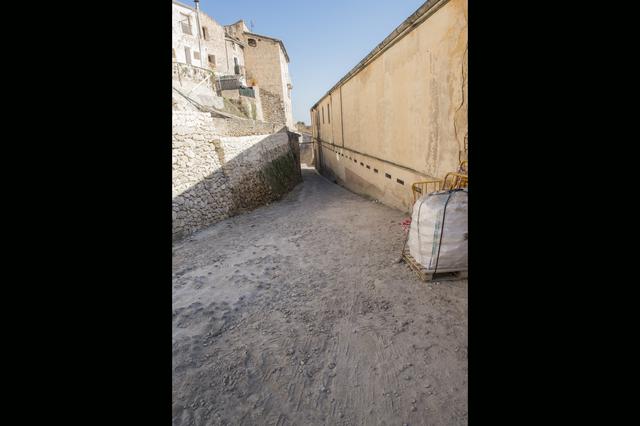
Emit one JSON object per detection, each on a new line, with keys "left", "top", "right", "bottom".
{"left": 172, "top": 1, "right": 245, "bottom": 76}
{"left": 310, "top": 0, "right": 467, "bottom": 212}
{"left": 172, "top": 1, "right": 207, "bottom": 67}
{"left": 172, "top": 1, "right": 293, "bottom": 129}
{"left": 240, "top": 29, "right": 294, "bottom": 129}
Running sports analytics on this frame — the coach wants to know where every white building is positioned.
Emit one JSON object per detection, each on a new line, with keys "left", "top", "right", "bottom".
{"left": 172, "top": 1, "right": 294, "bottom": 129}
{"left": 172, "top": 1, "right": 207, "bottom": 67}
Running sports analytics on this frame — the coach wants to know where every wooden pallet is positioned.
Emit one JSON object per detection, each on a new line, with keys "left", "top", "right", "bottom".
{"left": 401, "top": 250, "right": 467, "bottom": 282}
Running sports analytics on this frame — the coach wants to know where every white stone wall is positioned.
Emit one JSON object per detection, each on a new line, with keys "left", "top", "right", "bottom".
{"left": 172, "top": 109, "right": 301, "bottom": 240}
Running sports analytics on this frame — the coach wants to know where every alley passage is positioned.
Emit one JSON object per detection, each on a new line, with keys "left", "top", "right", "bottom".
{"left": 172, "top": 168, "right": 468, "bottom": 426}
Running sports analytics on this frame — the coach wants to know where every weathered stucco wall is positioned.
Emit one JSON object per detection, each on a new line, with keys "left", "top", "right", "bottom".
{"left": 172, "top": 1, "right": 206, "bottom": 68}
{"left": 173, "top": 110, "right": 301, "bottom": 240}
{"left": 199, "top": 13, "right": 227, "bottom": 72}
{"left": 311, "top": 0, "right": 467, "bottom": 212}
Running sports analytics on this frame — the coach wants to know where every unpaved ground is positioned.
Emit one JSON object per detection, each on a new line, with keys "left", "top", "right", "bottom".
{"left": 173, "top": 168, "right": 467, "bottom": 426}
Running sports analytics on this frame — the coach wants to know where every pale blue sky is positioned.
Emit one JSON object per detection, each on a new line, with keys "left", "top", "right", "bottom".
{"left": 196, "top": 0, "right": 426, "bottom": 124}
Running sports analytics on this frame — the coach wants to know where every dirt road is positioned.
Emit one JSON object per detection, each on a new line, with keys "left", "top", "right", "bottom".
{"left": 172, "top": 168, "right": 468, "bottom": 426}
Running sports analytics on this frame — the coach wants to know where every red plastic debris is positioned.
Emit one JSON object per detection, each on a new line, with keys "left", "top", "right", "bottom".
{"left": 400, "top": 217, "right": 412, "bottom": 233}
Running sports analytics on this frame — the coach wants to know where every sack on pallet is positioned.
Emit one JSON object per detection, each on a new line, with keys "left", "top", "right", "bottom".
{"left": 407, "top": 189, "right": 468, "bottom": 272}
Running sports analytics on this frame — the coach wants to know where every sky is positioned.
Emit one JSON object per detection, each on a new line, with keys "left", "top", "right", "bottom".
{"left": 197, "top": 0, "right": 426, "bottom": 125}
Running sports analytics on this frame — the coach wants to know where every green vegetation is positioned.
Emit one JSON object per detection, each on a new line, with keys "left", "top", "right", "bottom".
{"left": 261, "top": 151, "right": 297, "bottom": 195}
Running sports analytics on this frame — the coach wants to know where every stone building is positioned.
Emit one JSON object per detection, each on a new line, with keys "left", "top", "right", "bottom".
{"left": 172, "top": 1, "right": 294, "bottom": 130}
{"left": 239, "top": 26, "right": 294, "bottom": 129}
{"left": 310, "top": 0, "right": 467, "bottom": 212}
{"left": 199, "top": 14, "right": 244, "bottom": 79}
{"left": 172, "top": 1, "right": 245, "bottom": 78}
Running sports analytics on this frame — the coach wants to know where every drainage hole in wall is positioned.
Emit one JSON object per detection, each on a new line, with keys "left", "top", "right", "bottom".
{"left": 360, "top": 162, "right": 364, "bottom": 166}
{"left": 385, "top": 173, "right": 391, "bottom": 179}
{"left": 366, "top": 165, "right": 370, "bottom": 169}
{"left": 374, "top": 169, "right": 379, "bottom": 173}
{"left": 354, "top": 159, "right": 357, "bottom": 163}
{"left": 396, "top": 178, "right": 404, "bottom": 185}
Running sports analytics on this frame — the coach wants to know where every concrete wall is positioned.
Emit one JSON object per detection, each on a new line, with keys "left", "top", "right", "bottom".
{"left": 311, "top": 0, "right": 467, "bottom": 212}
{"left": 172, "top": 109, "right": 302, "bottom": 240}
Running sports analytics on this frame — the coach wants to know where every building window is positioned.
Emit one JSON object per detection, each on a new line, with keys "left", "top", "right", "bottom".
{"left": 208, "top": 54, "right": 216, "bottom": 65}
{"left": 184, "top": 46, "right": 191, "bottom": 65}
{"left": 180, "top": 14, "right": 192, "bottom": 35}
{"left": 322, "top": 106, "right": 325, "bottom": 124}
{"left": 202, "top": 26, "right": 209, "bottom": 40}
{"left": 248, "top": 38, "right": 257, "bottom": 47}
{"left": 194, "top": 51, "right": 200, "bottom": 60}
{"left": 328, "top": 104, "right": 331, "bottom": 123}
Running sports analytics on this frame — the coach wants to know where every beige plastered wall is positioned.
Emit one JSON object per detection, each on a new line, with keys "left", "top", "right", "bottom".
{"left": 311, "top": 0, "right": 467, "bottom": 212}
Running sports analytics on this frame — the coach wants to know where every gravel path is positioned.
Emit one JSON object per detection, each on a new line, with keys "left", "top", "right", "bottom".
{"left": 172, "top": 167, "right": 468, "bottom": 426}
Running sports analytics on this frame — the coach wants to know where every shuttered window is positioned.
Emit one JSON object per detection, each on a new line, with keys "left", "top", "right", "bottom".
{"left": 180, "top": 14, "right": 192, "bottom": 35}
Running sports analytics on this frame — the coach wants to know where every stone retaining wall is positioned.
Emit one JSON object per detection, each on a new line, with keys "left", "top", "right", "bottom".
{"left": 209, "top": 116, "right": 281, "bottom": 137}
{"left": 173, "top": 110, "right": 301, "bottom": 240}
{"left": 258, "top": 87, "right": 287, "bottom": 126}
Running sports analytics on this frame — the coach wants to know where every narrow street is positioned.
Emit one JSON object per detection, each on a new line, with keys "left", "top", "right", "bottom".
{"left": 172, "top": 167, "right": 468, "bottom": 426}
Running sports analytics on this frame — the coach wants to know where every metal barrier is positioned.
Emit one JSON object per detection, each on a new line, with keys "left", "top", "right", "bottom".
{"left": 411, "top": 160, "right": 468, "bottom": 202}
{"left": 411, "top": 179, "right": 443, "bottom": 203}
{"left": 442, "top": 172, "right": 468, "bottom": 190}
{"left": 218, "top": 75, "right": 243, "bottom": 90}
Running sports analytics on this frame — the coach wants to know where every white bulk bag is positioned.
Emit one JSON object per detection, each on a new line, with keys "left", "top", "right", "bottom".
{"left": 407, "top": 189, "right": 468, "bottom": 272}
